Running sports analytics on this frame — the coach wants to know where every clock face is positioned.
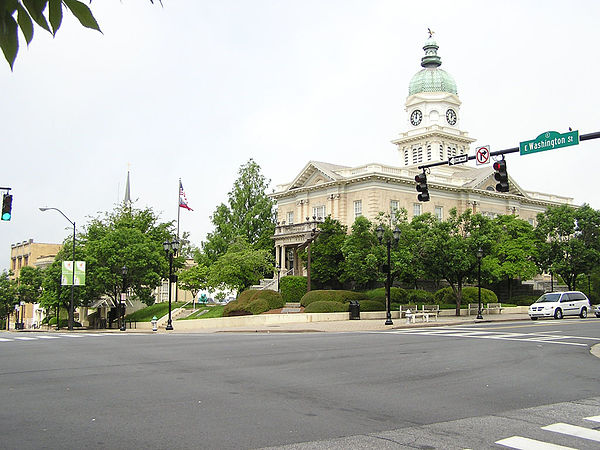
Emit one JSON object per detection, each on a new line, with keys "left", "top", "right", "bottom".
{"left": 446, "top": 108, "right": 457, "bottom": 125}
{"left": 410, "top": 109, "right": 422, "bottom": 126}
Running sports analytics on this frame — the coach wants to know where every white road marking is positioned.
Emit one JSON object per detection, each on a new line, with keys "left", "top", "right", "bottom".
{"left": 542, "top": 422, "right": 600, "bottom": 442}
{"left": 496, "top": 436, "right": 576, "bottom": 449}
{"left": 584, "top": 415, "right": 600, "bottom": 423}
{"left": 13, "top": 336, "right": 37, "bottom": 340}
{"left": 0, "top": 338, "right": 13, "bottom": 342}
{"left": 57, "top": 334, "right": 84, "bottom": 338}
{"left": 35, "top": 336, "right": 60, "bottom": 339}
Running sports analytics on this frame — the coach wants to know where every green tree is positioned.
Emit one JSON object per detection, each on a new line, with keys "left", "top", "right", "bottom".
{"left": 341, "top": 216, "right": 381, "bottom": 290}
{"left": 307, "top": 217, "right": 347, "bottom": 289}
{"left": 16, "top": 266, "right": 43, "bottom": 304}
{"left": 0, "top": 270, "right": 17, "bottom": 325}
{"left": 81, "top": 204, "right": 172, "bottom": 306}
{"left": 421, "top": 209, "right": 491, "bottom": 315}
{"left": 208, "top": 238, "right": 273, "bottom": 294}
{"left": 202, "top": 159, "right": 275, "bottom": 261}
{"left": 487, "top": 215, "right": 538, "bottom": 299}
{"left": 178, "top": 263, "right": 210, "bottom": 305}
{"left": 534, "top": 204, "right": 600, "bottom": 290}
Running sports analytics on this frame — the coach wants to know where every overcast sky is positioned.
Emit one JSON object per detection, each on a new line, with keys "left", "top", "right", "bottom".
{"left": 2, "top": 0, "right": 599, "bottom": 272}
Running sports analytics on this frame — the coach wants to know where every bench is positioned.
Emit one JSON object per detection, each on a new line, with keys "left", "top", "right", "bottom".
{"left": 399, "top": 304, "right": 418, "bottom": 318}
{"left": 467, "top": 303, "right": 482, "bottom": 316}
{"left": 486, "top": 303, "right": 503, "bottom": 314}
{"left": 467, "top": 303, "right": 503, "bottom": 315}
{"left": 405, "top": 305, "right": 439, "bottom": 323}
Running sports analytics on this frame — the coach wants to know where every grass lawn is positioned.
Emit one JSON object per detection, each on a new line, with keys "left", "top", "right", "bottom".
{"left": 179, "top": 305, "right": 224, "bottom": 320}
{"left": 125, "top": 302, "right": 187, "bottom": 322}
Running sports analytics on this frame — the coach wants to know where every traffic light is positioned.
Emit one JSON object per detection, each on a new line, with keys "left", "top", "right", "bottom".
{"left": 493, "top": 159, "right": 509, "bottom": 192}
{"left": 1, "top": 194, "right": 12, "bottom": 221}
{"left": 415, "top": 171, "right": 430, "bottom": 202}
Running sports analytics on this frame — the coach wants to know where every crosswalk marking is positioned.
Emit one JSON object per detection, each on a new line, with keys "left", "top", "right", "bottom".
{"left": 0, "top": 333, "right": 140, "bottom": 344}
{"left": 584, "top": 415, "right": 600, "bottom": 423}
{"left": 35, "top": 335, "right": 60, "bottom": 339}
{"left": 0, "top": 337, "right": 12, "bottom": 342}
{"left": 387, "top": 327, "right": 596, "bottom": 347}
{"left": 542, "top": 422, "right": 600, "bottom": 442}
{"left": 57, "top": 334, "right": 84, "bottom": 338}
{"left": 496, "top": 435, "right": 576, "bottom": 449}
{"left": 13, "top": 336, "right": 37, "bottom": 340}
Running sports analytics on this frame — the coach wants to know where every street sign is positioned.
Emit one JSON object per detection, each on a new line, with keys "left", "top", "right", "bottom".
{"left": 448, "top": 154, "right": 468, "bottom": 166}
{"left": 475, "top": 145, "right": 490, "bottom": 165}
{"left": 519, "top": 130, "right": 579, "bottom": 156}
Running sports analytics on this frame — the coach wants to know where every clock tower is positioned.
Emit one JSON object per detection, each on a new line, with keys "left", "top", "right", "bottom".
{"left": 393, "top": 34, "right": 476, "bottom": 167}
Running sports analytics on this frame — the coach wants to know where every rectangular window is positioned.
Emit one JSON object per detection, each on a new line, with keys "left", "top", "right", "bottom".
{"left": 413, "top": 203, "right": 421, "bottom": 217}
{"left": 354, "top": 200, "right": 362, "bottom": 218}
{"left": 287, "top": 211, "right": 294, "bottom": 225}
{"left": 312, "top": 205, "right": 325, "bottom": 219}
{"left": 434, "top": 206, "right": 443, "bottom": 220}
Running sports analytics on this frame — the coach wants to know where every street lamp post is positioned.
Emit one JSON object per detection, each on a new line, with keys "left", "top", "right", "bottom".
{"left": 120, "top": 265, "right": 127, "bottom": 332}
{"left": 163, "top": 239, "right": 179, "bottom": 331}
{"left": 39, "top": 207, "right": 76, "bottom": 331}
{"left": 376, "top": 225, "right": 401, "bottom": 326}
{"left": 476, "top": 247, "right": 483, "bottom": 320}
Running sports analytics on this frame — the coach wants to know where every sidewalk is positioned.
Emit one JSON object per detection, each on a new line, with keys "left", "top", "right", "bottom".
{"left": 2, "top": 312, "right": 531, "bottom": 335}
{"left": 167, "top": 312, "right": 531, "bottom": 334}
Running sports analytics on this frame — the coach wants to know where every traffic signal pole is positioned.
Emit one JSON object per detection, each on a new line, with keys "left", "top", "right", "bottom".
{"left": 417, "top": 131, "right": 600, "bottom": 171}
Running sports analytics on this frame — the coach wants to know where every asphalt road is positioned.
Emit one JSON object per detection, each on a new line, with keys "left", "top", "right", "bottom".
{"left": 1, "top": 319, "right": 599, "bottom": 449}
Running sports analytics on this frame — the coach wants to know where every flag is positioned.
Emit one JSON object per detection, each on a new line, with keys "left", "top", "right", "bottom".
{"left": 179, "top": 180, "right": 193, "bottom": 211}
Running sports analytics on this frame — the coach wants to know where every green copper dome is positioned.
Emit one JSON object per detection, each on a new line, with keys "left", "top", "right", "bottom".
{"left": 408, "top": 37, "right": 457, "bottom": 96}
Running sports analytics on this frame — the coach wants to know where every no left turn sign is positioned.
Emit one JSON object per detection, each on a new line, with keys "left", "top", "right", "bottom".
{"left": 475, "top": 145, "right": 490, "bottom": 165}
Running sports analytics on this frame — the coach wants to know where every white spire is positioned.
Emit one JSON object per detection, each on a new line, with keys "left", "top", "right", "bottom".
{"left": 124, "top": 171, "right": 132, "bottom": 206}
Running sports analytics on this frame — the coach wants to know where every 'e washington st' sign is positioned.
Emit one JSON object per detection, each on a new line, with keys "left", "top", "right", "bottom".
{"left": 519, "top": 130, "right": 579, "bottom": 156}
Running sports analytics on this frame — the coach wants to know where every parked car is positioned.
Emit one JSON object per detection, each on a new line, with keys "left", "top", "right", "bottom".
{"left": 528, "top": 291, "right": 591, "bottom": 320}
{"left": 595, "top": 304, "right": 600, "bottom": 318}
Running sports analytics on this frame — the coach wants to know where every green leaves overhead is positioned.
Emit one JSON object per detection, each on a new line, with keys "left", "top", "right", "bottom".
{"left": 62, "top": 0, "right": 99, "bottom": 31}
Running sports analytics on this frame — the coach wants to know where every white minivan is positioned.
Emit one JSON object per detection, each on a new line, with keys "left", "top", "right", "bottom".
{"left": 528, "top": 291, "right": 591, "bottom": 320}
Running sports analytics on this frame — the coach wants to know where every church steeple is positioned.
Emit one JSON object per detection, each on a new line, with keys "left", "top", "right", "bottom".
{"left": 123, "top": 171, "right": 132, "bottom": 207}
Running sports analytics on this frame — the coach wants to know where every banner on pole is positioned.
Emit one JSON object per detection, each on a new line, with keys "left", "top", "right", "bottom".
{"left": 61, "top": 261, "right": 86, "bottom": 286}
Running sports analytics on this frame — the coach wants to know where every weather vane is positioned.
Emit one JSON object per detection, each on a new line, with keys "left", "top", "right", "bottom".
{"left": 427, "top": 28, "right": 435, "bottom": 38}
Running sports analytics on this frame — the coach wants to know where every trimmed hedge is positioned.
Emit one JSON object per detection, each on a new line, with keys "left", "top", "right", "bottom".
{"left": 357, "top": 299, "right": 386, "bottom": 311}
{"left": 405, "top": 289, "right": 435, "bottom": 304}
{"left": 434, "top": 286, "right": 498, "bottom": 305}
{"left": 510, "top": 294, "right": 540, "bottom": 306}
{"left": 280, "top": 276, "right": 307, "bottom": 303}
{"left": 48, "top": 318, "right": 82, "bottom": 327}
{"left": 363, "top": 287, "right": 407, "bottom": 303}
{"left": 304, "top": 301, "right": 348, "bottom": 313}
{"left": 300, "top": 290, "right": 367, "bottom": 307}
{"left": 224, "top": 289, "right": 284, "bottom": 316}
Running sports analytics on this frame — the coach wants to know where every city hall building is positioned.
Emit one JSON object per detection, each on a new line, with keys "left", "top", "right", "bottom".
{"left": 270, "top": 35, "right": 572, "bottom": 277}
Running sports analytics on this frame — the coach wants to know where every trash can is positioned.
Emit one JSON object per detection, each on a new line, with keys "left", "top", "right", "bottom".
{"left": 349, "top": 301, "right": 360, "bottom": 320}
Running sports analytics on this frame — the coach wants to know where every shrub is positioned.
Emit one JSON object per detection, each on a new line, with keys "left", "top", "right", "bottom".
{"left": 434, "top": 286, "right": 498, "bottom": 305}
{"left": 300, "top": 290, "right": 366, "bottom": 307}
{"left": 510, "top": 294, "right": 540, "bottom": 306}
{"left": 280, "top": 276, "right": 307, "bottom": 303}
{"left": 405, "top": 289, "right": 434, "bottom": 304}
{"left": 357, "top": 299, "right": 385, "bottom": 311}
{"left": 304, "top": 301, "right": 348, "bottom": 313}
{"left": 363, "top": 287, "right": 407, "bottom": 303}
{"left": 247, "top": 299, "right": 270, "bottom": 315}
{"left": 48, "top": 317, "right": 82, "bottom": 327}
{"left": 224, "top": 289, "right": 283, "bottom": 316}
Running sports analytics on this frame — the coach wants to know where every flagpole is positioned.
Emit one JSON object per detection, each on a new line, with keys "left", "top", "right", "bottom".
{"left": 175, "top": 179, "right": 181, "bottom": 307}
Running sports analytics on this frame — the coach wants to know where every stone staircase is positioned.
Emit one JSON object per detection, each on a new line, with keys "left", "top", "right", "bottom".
{"left": 280, "top": 302, "right": 302, "bottom": 313}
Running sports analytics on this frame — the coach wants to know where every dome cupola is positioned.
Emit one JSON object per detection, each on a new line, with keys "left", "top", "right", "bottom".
{"left": 408, "top": 36, "right": 457, "bottom": 96}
